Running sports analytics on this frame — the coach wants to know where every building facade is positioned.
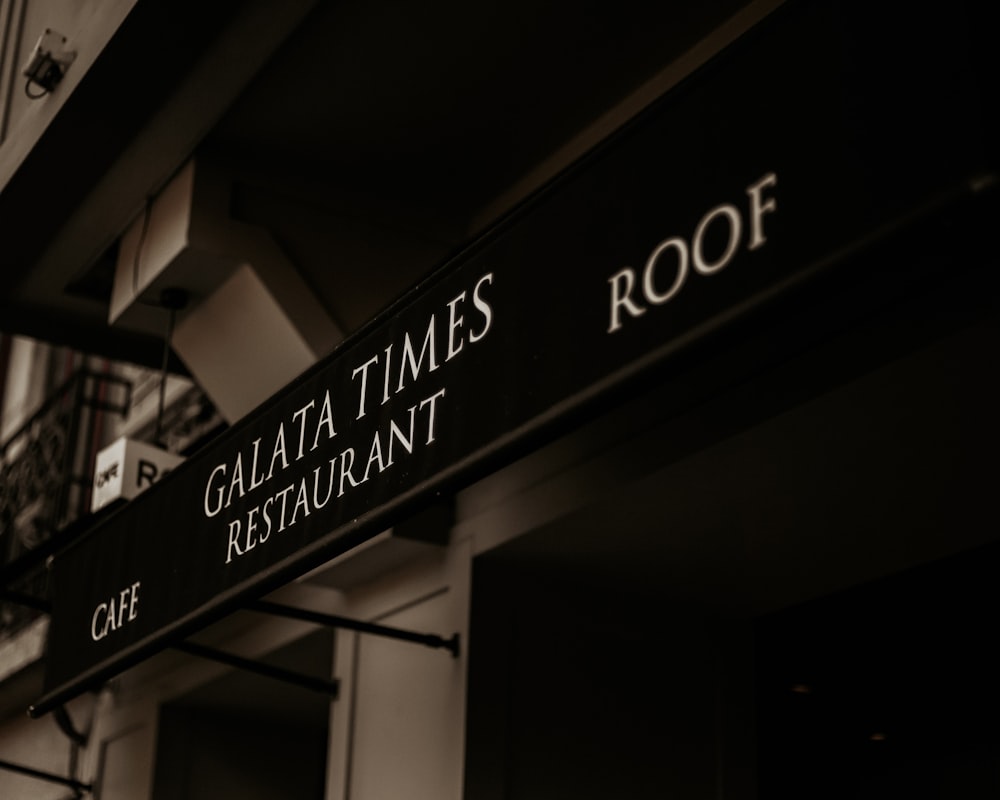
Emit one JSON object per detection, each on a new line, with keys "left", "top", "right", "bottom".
{"left": 1, "top": 0, "right": 998, "bottom": 798}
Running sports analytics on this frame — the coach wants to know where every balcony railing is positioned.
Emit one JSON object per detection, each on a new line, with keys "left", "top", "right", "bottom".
{"left": 0, "top": 368, "right": 131, "bottom": 641}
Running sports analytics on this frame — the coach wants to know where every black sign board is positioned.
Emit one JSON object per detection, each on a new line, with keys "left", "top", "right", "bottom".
{"left": 35, "top": 0, "right": 995, "bottom": 714}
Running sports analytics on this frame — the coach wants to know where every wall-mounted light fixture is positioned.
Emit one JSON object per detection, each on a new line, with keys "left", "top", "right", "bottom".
{"left": 22, "top": 28, "right": 76, "bottom": 98}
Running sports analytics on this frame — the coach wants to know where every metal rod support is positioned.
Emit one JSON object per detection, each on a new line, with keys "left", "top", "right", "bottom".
{"left": 174, "top": 641, "right": 340, "bottom": 697}
{"left": 53, "top": 705, "right": 88, "bottom": 747}
{"left": 248, "top": 599, "right": 461, "bottom": 657}
{"left": 0, "top": 757, "right": 92, "bottom": 793}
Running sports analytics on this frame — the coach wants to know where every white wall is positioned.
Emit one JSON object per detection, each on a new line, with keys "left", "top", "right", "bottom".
{"left": 0, "top": 335, "right": 46, "bottom": 443}
{"left": 326, "top": 541, "right": 471, "bottom": 800}
{"left": 0, "top": 689, "right": 98, "bottom": 799}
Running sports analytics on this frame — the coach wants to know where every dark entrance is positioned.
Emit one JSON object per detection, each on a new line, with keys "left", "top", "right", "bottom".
{"left": 756, "top": 541, "right": 1000, "bottom": 799}
{"left": 150, "top": 630, "right": 333, "bottom": 800}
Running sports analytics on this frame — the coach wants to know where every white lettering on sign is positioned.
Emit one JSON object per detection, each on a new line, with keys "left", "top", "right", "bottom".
{"left": 223, "top": 387, "right": 446, "bottom": 564}
{"left": 606, "top": 172, "right": 778, "bottom": 333}
{"left": 351, "top": 272, "right": 493, "bottom": 420}
{"left": 90, "top": 581, "right": 140, "bottom": 641}
{"left": 201, "top": 271, "right": 495, "bottom": 565}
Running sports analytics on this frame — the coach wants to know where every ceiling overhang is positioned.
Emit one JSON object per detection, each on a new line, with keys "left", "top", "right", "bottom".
{"left": 0, "top": 0, "right": 775, "bottom": 367}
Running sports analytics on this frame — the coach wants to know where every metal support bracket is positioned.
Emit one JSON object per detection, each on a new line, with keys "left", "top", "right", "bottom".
{"left": 2, "top": 705, "right": 94, "bottom": 794}
{"left": 0, "top": 757, "right": 92, "bottom": 795}
{"left": 174, "top": 640, "right": 340, "bottom": 697}
{"left": 247, "top": 599, "right": 461, "bottom": 658}
{"left": 53, "top": 704, "right": 88, "bottom": 747}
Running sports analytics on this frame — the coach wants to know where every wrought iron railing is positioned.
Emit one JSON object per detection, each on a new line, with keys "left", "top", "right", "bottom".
{"left": 0, "top": 368, "right": 132, "bottom": 641}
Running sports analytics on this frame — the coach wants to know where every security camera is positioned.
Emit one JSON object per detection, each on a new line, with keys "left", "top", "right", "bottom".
{"left": 22, "top": 28, "right": 76, "bottom": 97}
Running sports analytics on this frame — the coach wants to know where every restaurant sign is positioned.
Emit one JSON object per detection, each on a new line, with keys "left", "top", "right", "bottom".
{"left": 35, "top": 0, "right": 993, "bottom": 714}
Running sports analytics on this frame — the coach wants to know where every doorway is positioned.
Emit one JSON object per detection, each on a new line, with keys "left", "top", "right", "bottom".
{"left": 151, "top": 630, "right": 333, "bottom": 800}
{"left": 755, "top": 541, "right": 1000, "bottom": 799}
